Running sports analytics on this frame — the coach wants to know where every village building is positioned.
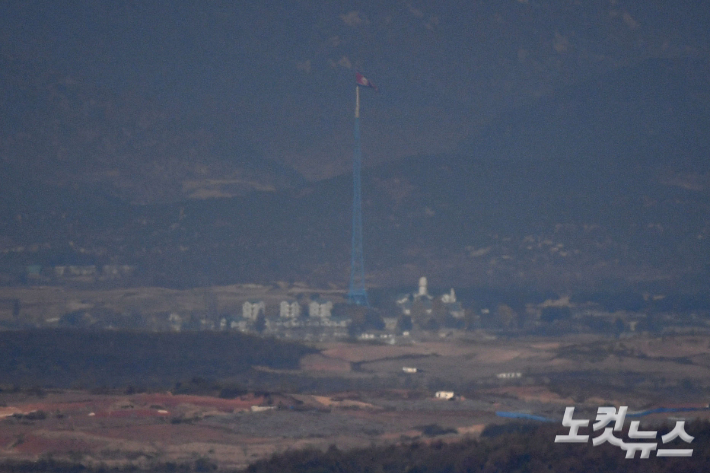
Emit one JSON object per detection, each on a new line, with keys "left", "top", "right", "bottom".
{"left": 67, "top": 265, "right": 97, "bottom": 276}
{"left": 383, "top": 316, "right": 398, "bottom": 331}
{"left": 396, "top": 277, "right": 464, "bottom": 322}
{"left": 308, "top": 298, "right": 333, "bottom": 318}
{"left": 242, "top": 300, "right": 265, "bottom": 320}
{"left": 396, "top": 276, "right": 433, "bottom": 315}
{"left": 441, "top": 288, "right": 456, "bottom": 304}
{"left": 101, "top": 265, "right": 135, "bottom": 278}
{"left": 435, "top": 391, "right": 455, "bottom": 400}
{"left": 168, "top": 313, "right": 182, "bottom": 331}
{"left": 230, "top": 318, "right": 250, "bottom": 332}
{"left": 441, "top": 288, "right": 465, "bottom": 319}
{"left": 496, "top": 372, "right": 522, "bottom": 379}
{"left": 279, "top": 300, "right": 301, "bottom": 318}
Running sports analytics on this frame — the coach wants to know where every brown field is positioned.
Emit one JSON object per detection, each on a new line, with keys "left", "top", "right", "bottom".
{"left": 3, "top": 334, "right": 710, "bottom": 469}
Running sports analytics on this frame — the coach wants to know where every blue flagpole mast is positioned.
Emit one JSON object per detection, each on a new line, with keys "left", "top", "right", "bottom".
{"left": 348, "top": 85, "right": 369, "bottom": 306}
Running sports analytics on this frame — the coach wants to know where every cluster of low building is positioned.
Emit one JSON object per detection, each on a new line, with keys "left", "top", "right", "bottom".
{"left": 222, "top": 277, "right": 467, "bottom": 341}
{"left": 395, "top": 276, "right": 464, "bottom": 319}
{"left": 25, "top": 264, "right": 135, "bottom": 281}
{"left": 213, "top": 297, "right": 349, "bottom": 341}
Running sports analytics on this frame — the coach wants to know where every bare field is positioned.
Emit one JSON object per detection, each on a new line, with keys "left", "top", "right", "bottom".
{"left": 0, "top": 390, "right": 496, "bottom": 469}
{"left": 3, "top": 334, "right": 710, "bottom": 469}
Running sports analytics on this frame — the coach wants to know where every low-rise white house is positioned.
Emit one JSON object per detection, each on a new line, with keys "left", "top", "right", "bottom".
{"left": 67, "top": 265, "right": 97, "bottom": 276}
{"left": 279, "top": 300, "right": 301, "bottom": 318}
{"left": 397, "top": 280, "right": 465, "bottom": 320}
{"left": 242, "top": 300, "right": 265, "bottom": 320}
{"left": 496, "top": 372, "right": 522, "bottom": 379}
{"left": 383, "top": 317, "right": 398, "bottom": 331}
{"left": 309, "top": 298, "right": 333, "bottom": 318}
{"left": 230, "top": 319, "right": 250, "bottom": 332}
{"left": 435, "top": 391, "right": 455, "bottom": 400}
{"left": 168, "top": 313, "right": 182, "bottom": 331}
{"left": 441, "top": 288, "right": 456, "bottom": 304}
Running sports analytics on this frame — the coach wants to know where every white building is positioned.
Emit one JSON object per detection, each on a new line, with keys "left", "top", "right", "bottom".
{"left": 396, "top": 276, "right": 434, "bottom": 316}
{"left": 418, "top": 276, "right": 429, "bottom": 297}
{"left": 496, "top": 372, "right": 522, "bottom": 379}
{"left": 435, "top": 391, "right": 455, "bottom": 400}
{"left": 383, "top": 317, "right": 398, "bottom": 331}
{"left": 308, "top": 298, "right": 333, "bottom": 318}
{"left": 168, "top": 313, "right": 182, "bottom": 331}
{"left": 66, "top": 265, "right": 97, "bottom": 276}
{"left": 230, "top": 319, "right": 250, "bottom": 332}
{"left": 279, "top": 300, "right": 301, "bottom": 318}
{"left": 397, "top": 279, "right": 465, "bottom": 321}
{"left": 441, "top": 288, "right": 456, "bottom": 304}
{"left": 242, "top": 300, "right": 265, "bottom": 320}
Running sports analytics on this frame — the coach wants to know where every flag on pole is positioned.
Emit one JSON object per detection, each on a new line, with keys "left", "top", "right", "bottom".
{"left": 356, "top": 72, "right": 378, "bottom": 92}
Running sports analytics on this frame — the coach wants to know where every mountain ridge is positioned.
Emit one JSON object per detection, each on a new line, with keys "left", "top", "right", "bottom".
{"left": 1, "top": 56, "right": 709, "bottom": 294}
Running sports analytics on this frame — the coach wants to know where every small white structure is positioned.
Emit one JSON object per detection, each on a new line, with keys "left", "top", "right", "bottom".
{"left": 309, "top": 298, "right": 333, "bottom": 318}
{"left": 67, "top": 265, "right": 97, "bottom": 276}
{"left": 383, "top": 317, "right": 398, "bottom": 331}
{"left": 402, "top": 367, "right": 418, "bottom": 374}
{"left": 435, "top": 391, "right": 455, "bottom": 400}
{"left": 418, "top": 276, "right": 429, "bottom": 297}
{"left": 102, "top": 265, "right": 134, "bottom": 277}
{"left": 250, "top": 405, "right": 276, "bottom": 413}
{"left": 168, "top": 313, "right": 182, "bottom": 331}
{"left": 395, "top": 276, "right": 437, "bottom": 317}
{"left": 242, "top": 300, "right": 265, "bottom": 320}
{"left": 441, "top": 288, "right": 456, "bottom": 304}
{"left": 230, "top": 319, "right": 249, "bottom": 331}
{"left": 496, "top": 372, "right": 522, "bottom": 379}
{"left": 279, "top": 300, "right": 301, "bottom": 318}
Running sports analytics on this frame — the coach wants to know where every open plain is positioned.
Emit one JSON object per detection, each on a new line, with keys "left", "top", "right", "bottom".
{"left": 2, "top": 334, "right": 710, "bottom": 470}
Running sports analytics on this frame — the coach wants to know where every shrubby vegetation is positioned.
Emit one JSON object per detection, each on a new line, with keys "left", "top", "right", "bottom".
{"left": 0, "top": 329, "right": 316, "bottom": 390}
{"left": 0, "top": 457, "right": 218, "bottom": 473}
{"left": 3, "top": 421, "right": 708, "bottom": 472}
{"left": 244, "top": 420, "right": 710, "bottom": 473}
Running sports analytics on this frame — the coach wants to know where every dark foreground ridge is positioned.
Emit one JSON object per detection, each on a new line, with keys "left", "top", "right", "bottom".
{"left": 244, "top": 421, "right": 710, "bottom": 473}
{"left": 2, "top": 421, "right": 708, "bottom": 473}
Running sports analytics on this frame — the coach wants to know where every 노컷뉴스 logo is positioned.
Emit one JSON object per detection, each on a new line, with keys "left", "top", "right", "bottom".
{"left": 555, "top": 406, "right": 693, "bottom": 459}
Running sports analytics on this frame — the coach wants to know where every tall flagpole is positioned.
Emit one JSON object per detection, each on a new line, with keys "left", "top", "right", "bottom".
{"left": 348, "top": 85, "right": 368, "bottom": 306}
{"left": 355, "top": 84, "right": 360, "bottom": 118}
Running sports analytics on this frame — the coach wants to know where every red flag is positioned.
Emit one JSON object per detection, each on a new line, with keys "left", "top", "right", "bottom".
{"left": 356, "top": 72, "right": 378, "bottom": 92}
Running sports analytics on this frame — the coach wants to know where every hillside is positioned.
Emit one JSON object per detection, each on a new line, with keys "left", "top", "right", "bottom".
{"left": 1, "top": 58, "right": 709, "bottom": 294}
{"left": 0, "top": 51, "right": 304, "bottom": 204}
{"left": 2, "top": 1, "right": 709, "bottom": 188}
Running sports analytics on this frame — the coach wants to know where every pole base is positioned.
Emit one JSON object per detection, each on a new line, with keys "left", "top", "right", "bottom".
{"left": 347, "top": 290, "right": 369, "bottom": 306}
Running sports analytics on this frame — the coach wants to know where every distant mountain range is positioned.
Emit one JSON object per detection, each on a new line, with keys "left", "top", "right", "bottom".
{"left": 1, "top": 2, "right": 709, "bottom": 295}
{"left": 0, "top": 51, "right": 305, "bottom": 204}
{"left": 1, "top": 56, "right": 708, "bottom": 295}
{"left": 2, "top": 1, "right": 709, "bottom": 189}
